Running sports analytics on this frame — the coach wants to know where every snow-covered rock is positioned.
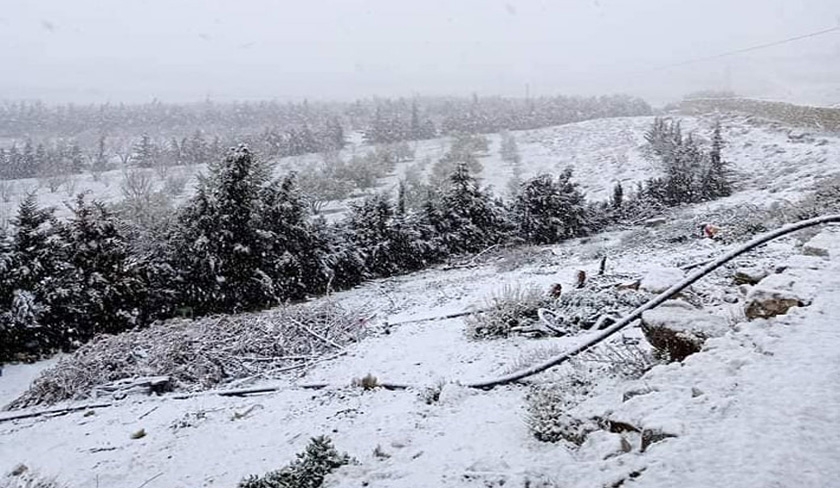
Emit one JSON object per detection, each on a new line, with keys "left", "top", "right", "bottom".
{"left": 802, "top": 232, "right": 833, "bottom": 258}
{"left": 641, "top": 302, "right": 727, "bottom": 361}
{"left": 640, "top": 267, "right": 685, "bottom": 294}
{"left": 733, "top": 266, "right": 770, "bottom": 285}
{"left": 744, "top": 273, "right": 808, "bottom": 320}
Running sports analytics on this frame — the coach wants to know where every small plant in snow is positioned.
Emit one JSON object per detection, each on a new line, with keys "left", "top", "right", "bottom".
{"left": 352, "top": 373, "right": 380, "bottom": 391}
{"left": 238, "top": 436, "right": 352, "bottom": 488}
{"left": 0, "top": 465, "right": 63, "bottom": 488}
{"left": 466, "top": 284, "right": 554, "bottom": 340}
{"left": 420, "top": 379, "right": 447, "bottom": 405}
{"left": 525, "top": 386, "right": 595, "bottom": 445}
{"left": 576, "top": 339, "right": 659, "bottom": 380}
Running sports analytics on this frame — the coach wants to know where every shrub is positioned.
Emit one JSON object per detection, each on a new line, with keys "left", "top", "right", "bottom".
{"left": 238, "top": 436, "right": 351, "bottom": 488}
{"left": 466, "top": 284, "right": 553, "bottom": 339}
{"left": 525, "top": 385, "right": 595, "bottom": 445}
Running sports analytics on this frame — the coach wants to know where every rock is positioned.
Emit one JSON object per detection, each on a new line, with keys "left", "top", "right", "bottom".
{"left": 622, "top": 387, "right": 656, "bottom": 402}
{"left": 783, "top": 255, "right": 824, "bottom": 271}
{"left": 802, "top": 232, "right": 833, "bottom": 258}
{"left": 744, "top": 287, "right": 805, "bottom": 320}
{"left": 578, "top": 431, "right": 630, "bottom": 461}
{"left": 641, "top": 303, "right": 726, "bottom": 361}
{"left": 640, "top": 267, "right": 685, "bottom": 294}
{"left": 640, "top": 429, "right": 677, "bottom": 452}
{"left": 733, "top": 266, "right": 769, "bottom": 285}
{"left": 644, "top": 217, "right": 667, "bottom": 227}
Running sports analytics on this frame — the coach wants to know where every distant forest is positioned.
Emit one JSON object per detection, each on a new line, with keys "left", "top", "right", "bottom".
{"left": 0, "top": 94, "right": 651, "bottom": 180}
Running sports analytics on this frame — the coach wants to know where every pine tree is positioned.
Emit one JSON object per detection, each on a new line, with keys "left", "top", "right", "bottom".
{"left": 611, "top": 181, "right": 624, "bottom": 209}
{"left": 134, "top": 134, "right": 158, "bottom": 168}
{"left": 90, "top": 135, "right": 111, "bottom": 179}
{"left": 174, "top": 145, "right": 276, "bottom": 313}
{"left": 59, "top": 195, "right": 148, "bottom": 340}
{"left": 260, "top": 173, "right": 328, "bottom": 300}
{"left": 436, "top": 162, "right": 501, "bottom": 254}
{"left": 0, "top": 194, "right": 71, "bottom": 357}
{"left": 704, "top": 120, "right": 733, "bottom": 199}
{"left": 513, "top": 171, "right": 588, "bottom": 245}
{"left": 69, "top": 143, "right": 86, "bottom": 174}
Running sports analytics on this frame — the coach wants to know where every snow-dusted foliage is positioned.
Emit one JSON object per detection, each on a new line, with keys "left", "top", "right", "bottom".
{"left": 466, "top": 284, "right": 554, "bottom": 339}
{"left": 238, "top": 436, "right": 351, "bottom": 488}
{"left": 512, "top": 170, "right": 589, "bottom": 244}
{"left": 526, "top": 383, "right": 595, "bottom": 445}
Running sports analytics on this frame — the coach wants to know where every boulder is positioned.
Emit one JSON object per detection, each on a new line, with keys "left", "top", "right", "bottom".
{"left": 744, "top": 273, "right": 809, "bottom": 320}
{"left": 733, "top": 266, "right": 769, "bottom": 285}
{"left": 641, "top": 303, "right": 726, "bottom": 361}
{"left": 802, "top": 232, "right": 833, "bottom": 258}
{"left": 640, "top": 267, "right": 685, "bottom": 294}
{"left": 744, "top": 287, "right": 805, "bottom": 320}
{"left": 641, "top": 428, "right": 677, "bottom": 452}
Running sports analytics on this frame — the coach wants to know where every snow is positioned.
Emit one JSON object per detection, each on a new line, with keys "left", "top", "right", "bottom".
{"left": 3, "top": 115, "right": 840, "bottom": 487}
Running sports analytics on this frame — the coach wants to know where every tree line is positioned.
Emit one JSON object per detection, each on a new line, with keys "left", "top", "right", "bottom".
{"left": 0, "top": 118, "right": 730, "bottom": 362}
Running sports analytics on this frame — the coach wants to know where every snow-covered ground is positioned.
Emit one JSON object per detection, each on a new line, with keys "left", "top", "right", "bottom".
{"left": 2, "top": 114, "right": 840, "bottom": 487}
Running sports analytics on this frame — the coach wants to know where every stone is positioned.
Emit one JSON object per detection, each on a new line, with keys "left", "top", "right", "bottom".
{"left": 640, "top": 267, "right": 685, "bottom": 294}
{"left": 733, "top": 266, "right": 769, "bottom": 285}
{"left": 744, "top": 287, "right": 805, "bottom": 320}
{"left": 641, "top": 429, "right": 677, "bottom": 452}
{"left": 802, "top": 232, "right": 833, "bottom": 258}
{"left": 641, "top": 303, "right": 726, "bottom": 361}
{"left": 644, "top": 217, "right": 667, "bottom": 227}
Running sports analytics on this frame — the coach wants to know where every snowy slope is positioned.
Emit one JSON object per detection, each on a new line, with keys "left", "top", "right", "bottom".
{"left": 2, "top": 116, "right": 840, "bottom": 487}
{"left": 4, "top": 112, "right": 840, "bottom": 225}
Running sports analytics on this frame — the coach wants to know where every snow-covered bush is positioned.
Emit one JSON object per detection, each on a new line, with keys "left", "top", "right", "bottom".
{"left": 0, "top": 465, "right": 62, "bottom": 488}
{"left": 526, "top": 385, "right": 595, "bottom": 445}
{"left": 238, "top": 436, "right": 351, "bottom": 488}
{"left": 466, "top": 284, "right": 553, "bottom": 339}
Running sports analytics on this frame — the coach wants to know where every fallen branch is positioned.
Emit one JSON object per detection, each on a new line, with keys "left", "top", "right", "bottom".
{"left": 462, "top": 214, "right": 840, "bottom": 389}
{"left": 386, "top": 309, "right": 487, "bottom": 327}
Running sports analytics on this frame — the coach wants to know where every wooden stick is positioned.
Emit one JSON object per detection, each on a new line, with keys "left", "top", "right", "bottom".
{"left": 288, "top": 318, "right": 345, "bottom": 350}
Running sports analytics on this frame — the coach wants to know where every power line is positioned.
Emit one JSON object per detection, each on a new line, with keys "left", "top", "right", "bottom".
{"left": 649, "top": 25, "right": 840, "bottom": 72}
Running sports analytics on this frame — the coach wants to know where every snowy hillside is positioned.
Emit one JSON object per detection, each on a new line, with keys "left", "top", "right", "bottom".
{"left": 3, "top": 114, "right": 840, "bottom": 488}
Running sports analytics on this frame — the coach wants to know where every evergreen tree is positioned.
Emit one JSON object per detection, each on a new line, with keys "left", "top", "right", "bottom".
{"left": 68, "top": 143, "right": 86, "bottom": 174}
{"left": 611, "top": 181, "right": 624, "bottom": 210}
{"left": 134, "top": 134, "right": 158, "bottom": 168}
{"left": 174, "top": 145, "right": 275, "bottom": 313}
{"left": 435, "top": 162, "right": 502, "bottom": 254}
{"left": 59, "top": 195, "right": 148, "bottom": 340}
{"left": 90, "top": 135, "right": 111, "bottom": 178}
{"left": 513, "top": 171, "right": 588, "bottom": 245}
{"left": 0, "top": 194, "right": 70, "bottom": 357}
{"left": 703, "top": 120, "right": 733, "bottom": 199}
{"left": 260, "top": 173, "right": 330, "bottom": 300}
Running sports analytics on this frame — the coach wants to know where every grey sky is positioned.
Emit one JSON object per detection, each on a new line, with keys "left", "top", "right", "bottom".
{"left": 1, "top": 0, "right": 838, "bottom": 104}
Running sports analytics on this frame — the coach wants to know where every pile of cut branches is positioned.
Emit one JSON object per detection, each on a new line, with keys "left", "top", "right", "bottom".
{"left": 7, "top": 301, "right": 368, "bottom": 410}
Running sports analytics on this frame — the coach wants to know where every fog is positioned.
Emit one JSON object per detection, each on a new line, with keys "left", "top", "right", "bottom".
{"left": 1, "top": 0, "right": 838, "bottom": 105}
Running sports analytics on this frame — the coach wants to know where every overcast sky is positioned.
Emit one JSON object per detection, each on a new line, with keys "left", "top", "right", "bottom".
{"left": 1, "top": 0, "right": 838, "bottom": 104}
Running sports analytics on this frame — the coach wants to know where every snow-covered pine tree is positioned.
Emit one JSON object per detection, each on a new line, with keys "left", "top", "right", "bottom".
{"left": 133, "top": 134, "right": 158, "bottom": 168}
{"left": 348, "top": 193, "right": 401, "bottom": 277}
{"left": 60, "top": 195, "right": 147, "bottom": 340}
{"left": 611, "top": 181, "right": 624, "bottom": 210}
{"left": 436, "top": 162, "right": 502, "bottom": 254}
{"left": 513, "top": 170, "right": 588, "bottom": 245}
{"left": 0, "top": 194, "right": 71, "bottom": 358}
{"left": 703, "top": 120, "right": 733, "bottom": 199}
{"left": 260, "top": 173, "right": 331, "bottom": 300}
{"left": 174, "top": 145, "right": 276, "bottom": 314}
